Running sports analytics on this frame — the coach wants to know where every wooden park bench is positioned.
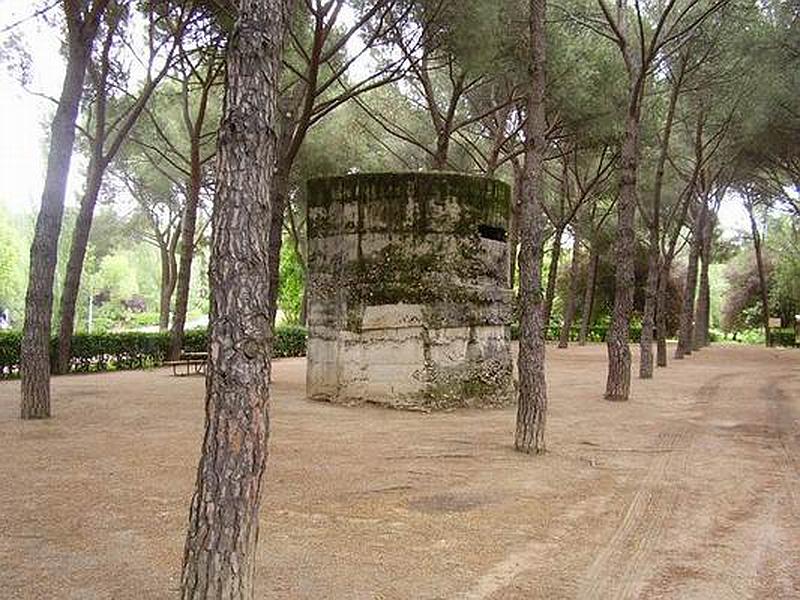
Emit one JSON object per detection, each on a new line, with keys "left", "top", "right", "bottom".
{"left": 164, "top": 351, "right": 207, "bottom": 377}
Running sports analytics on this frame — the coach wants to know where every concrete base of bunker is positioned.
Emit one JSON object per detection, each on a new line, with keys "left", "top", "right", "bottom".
{"left": 306, "top": 172, "right": 515, "bottom": 410}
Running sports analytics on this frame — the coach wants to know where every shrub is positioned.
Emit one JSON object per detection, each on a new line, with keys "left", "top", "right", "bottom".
{"left": 771, "top": 328, "right": 797, "bottom": 348}
{"left": 0, "top": 331, "right": 22, "bottom": 378}
{"left": 273, "top": 325, "right": 308, "bottom": 357}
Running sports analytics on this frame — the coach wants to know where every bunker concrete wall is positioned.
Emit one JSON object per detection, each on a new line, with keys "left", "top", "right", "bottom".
{"left": 306, "top": 172, "right": 515, "bottom": 410}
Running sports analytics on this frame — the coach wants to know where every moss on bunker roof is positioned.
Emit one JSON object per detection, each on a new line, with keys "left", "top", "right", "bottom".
{"left": 307, "top": 171, "right": 510, "bottom": 232}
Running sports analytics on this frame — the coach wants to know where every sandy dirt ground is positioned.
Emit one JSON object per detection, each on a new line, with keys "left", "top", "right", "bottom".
{"left": 0, "top": 342, "right": 798, "bottom": 599}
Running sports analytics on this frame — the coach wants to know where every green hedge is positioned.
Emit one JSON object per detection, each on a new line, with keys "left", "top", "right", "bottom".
{"left": 0, "top": 326, "right": 308, "bottom": 379}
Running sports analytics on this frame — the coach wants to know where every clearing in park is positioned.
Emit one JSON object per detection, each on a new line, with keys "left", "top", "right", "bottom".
{"left": 1, "top": 343, "right": 798, "bottom": 598}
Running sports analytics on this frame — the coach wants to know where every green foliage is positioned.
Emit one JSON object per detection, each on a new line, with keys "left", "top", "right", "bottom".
{"left": 96, "top": 251, "right": 140, "bottom": 300}
{"left": 0, "top": 205, "right": 24, "bottom": 319}
{"left": 278, "top": 238, "right": 305, "bottom": 325}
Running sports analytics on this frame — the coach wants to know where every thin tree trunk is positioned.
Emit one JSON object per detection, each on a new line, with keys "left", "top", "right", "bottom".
{"left": 55, "top": 161, "right": 103, "bottom": 373}
{"left": 639, "top": 237, "right": 659, "bottom": 378}
{"left": 542, "top": 225, "right": 563, "bottom": 335}
{"left": 558, "top": 230, "right": 581, "bottom": 348}
{"left": 159, "top": 239, "right": 179, "bottom": 331}
{"left": 431, "top": 131, "right": 451, "bottom": 171}
{"left": 168, "top": 164, "right": 201, "bottom": 358}
{"left": 579, "top": 243, "right": 598, "bottom": 346}
{"left": 605, "top": 102, "right": 641, "bottom": 401}
{"left": 55, "top": 5, "right": 168, "bottom": 373}
{"left": 675, "top": 197, "right": 706, "bottom": 359}
{"left": 693, "top": 212, "right": 713, "bottom": 350}
{"left": 746, "top": 197, "right": 770, "bottom": 347}
{"left": 639, "top": 70, "right": 679, "bottom": 379}
{"left": 54, "top": 16, "right": 116, "bottom": 375}
{"left": 267, "top": 166, "right": 290, "bottom": 328}
{"left": 515, "top": 0, "right": 548, "bottom": 455}
{"left": 299, "top": 285, "right": 308, "bottom": 326}
{"left": 656, "top": 258, "right": 671, "bottom": 367}
{"left": 180, "top": 1, "right": 286, "bottom": 595}
{"left": 20, "top": 4, "right": 104, "bottom": 419}
{"left": 159, "top": 253, "right": 172, "bottom": 332}
{"left": 168, "top": 61, "right": 217, "bottom": 359}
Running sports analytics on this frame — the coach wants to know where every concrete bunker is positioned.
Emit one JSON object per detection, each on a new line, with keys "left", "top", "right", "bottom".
{"left": 306, "top": 172, "right": 515, "bottom": 410}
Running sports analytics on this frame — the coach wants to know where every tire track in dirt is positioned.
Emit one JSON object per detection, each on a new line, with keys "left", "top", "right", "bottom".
{"left": 575, "top": 376, "right": 726, "bottom": 600}
{"left": 764, "top": 379, "right": 800, "bottom": 516}
{"left": 459, "top": 494, "right": 608, "bottom": 600}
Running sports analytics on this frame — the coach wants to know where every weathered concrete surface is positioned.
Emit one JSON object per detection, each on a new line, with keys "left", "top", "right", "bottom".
{"left": 306, "top": 172, "right": 514, "bottom": 409}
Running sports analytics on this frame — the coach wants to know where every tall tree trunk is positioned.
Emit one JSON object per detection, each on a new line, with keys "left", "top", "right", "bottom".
{"left": 168, "top": 161, "right": 202, "bottom": 359}
{"left": 180, "top": 1, "right": 286, "bottom": 596}
{"left": 169, "top": 63, "right": 217, "bottom": 359}
{"left": 639, "top": 237, "right": 659, "bottom": 378}
{"left": 55, "top": 6, "right": 168, "bottom": 373}
{"left": 266, "top": 166, "right": 291, "bottom": 328}
{"left": 542, "top": 225, "right": 563, "bottom": 335}
{"left": 20, "top": 4, "right": 104, "bottom": 419}
{"left": 515, "top": 0, "right": 548, "bottom": 455}
{"left": 693, "top": 212, "right": 713, "bottom": 350}
{"left": 54, "top": 160, "right": 103, "bottom": 373}
{"left": 638, "top": 71, "right": 679, "bottom": 379}
{"left": 656, "top": 117, "right": 703, "bottom": 366}
{"left": 675, "top": 197, "right": 706, "bottom": 359}
{"left": 746, "top": 197, "right": 770, "bottom": 347}
{"left": 656, "top": 258, "right": 671, "bottom": 367}
{"left": 605, "top": 100, "right": 641, "bottom": 401}
{"left": 558, "top": 230, "right": 581, "bottom": 348}
{"left": 578, "top": 243, "right": 598, "bottom": 346}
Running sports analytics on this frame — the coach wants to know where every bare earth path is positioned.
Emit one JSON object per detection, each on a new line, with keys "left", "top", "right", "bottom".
{"left": 1, "top": 343, "right": 798, "bottom": 599}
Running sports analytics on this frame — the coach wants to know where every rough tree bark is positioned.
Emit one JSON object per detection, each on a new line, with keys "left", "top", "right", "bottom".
{"left": 578, "top": 243, "right": 599, "bottom": 346}
{"left": 604, "top": 101, "right": 641, "bottom": 401}
{"left": 746, "top": 196, "right": 771, "bottom": 347}
{"left": 20, "top": 0, "right": 109, "bottom": 419}
{"left": 675, "top": 196, "right": 707, "bottom": 359}
{"left": 180, "top": 0, "right": 287, "bottom": 597}
{"left": 558, "top": 230, "right": 581, "bottom": 348}
{"left": 515, "top": 0, "right": 548, "bottom": 455}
